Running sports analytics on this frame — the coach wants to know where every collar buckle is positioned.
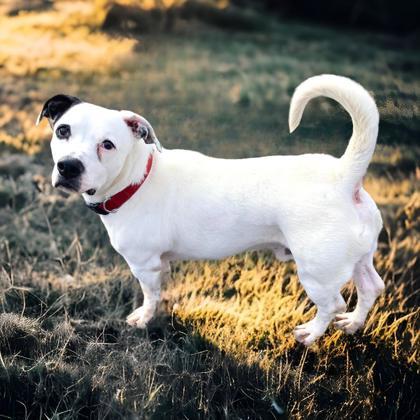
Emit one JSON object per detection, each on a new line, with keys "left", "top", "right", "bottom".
{"left": 102, "top": 197, "right": 117, "bottom": 214}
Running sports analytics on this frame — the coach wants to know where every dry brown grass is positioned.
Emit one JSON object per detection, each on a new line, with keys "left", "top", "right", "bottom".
{"left": 0, "top": 1, "right": 137, "bottom": 154}
{"left": 0, "top": 157, "right": 417, "bottom": 417}
{"left": 0, "top": 2, "right": 419, "bottom": 418}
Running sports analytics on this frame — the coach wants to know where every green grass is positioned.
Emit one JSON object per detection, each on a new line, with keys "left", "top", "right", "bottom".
{"left": 0, "top": 3, "right": 419, "bottom": 419}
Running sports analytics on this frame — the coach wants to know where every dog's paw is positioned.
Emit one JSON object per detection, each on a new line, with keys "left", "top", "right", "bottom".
{"left": 126, "top": 306, "right": 154, "bottom": 329}
{"left": 334, "top": 312, "right": 363, "bottom": 334}
{"left": 294, "top": 321, "right": 321, "bottom": 346}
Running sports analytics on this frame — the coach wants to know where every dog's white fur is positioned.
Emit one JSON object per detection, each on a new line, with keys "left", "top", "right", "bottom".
{"left": 47, "top": 75, "right": 384, "bottom": 345}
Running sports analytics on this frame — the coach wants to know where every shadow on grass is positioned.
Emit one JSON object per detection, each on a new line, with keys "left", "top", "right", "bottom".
{"left": 0, "top": 275, "right": 418, "bottom": 419}
{"left": 0, "top": 311, "right": 282, "bottom": 419}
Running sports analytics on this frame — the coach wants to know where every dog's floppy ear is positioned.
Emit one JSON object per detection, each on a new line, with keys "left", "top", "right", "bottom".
{"left": 120, "top": 110, "right": 162, "bottom": 152}
{"left": 36, "top": 94, "right": 82, "bottom": 127}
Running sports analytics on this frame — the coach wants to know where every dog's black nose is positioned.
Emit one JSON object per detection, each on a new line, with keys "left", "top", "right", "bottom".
{"left": 57, "top": 158, "right": 84, "bottom": 179}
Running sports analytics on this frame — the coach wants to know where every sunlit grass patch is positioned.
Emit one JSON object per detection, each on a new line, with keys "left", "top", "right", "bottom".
{"left": 166, "top": 208, "right": 418, "bottom": 369}
{"left": 0, "top": 1, "right": 135, "bottom": 77}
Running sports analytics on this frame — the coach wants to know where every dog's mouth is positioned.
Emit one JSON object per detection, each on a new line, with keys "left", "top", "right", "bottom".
{"left": 54, "top": 176, "right": 96, "bottom": 195}
{"left": 54, "top": 180, "right": 96, "bottom": 196}
{"left": 54, "top": 179, "right": 80, "bottom": 192}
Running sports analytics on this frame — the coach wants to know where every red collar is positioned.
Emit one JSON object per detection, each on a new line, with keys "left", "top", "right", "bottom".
{"left": 86, "top": 153, "right": 154, "bottom": 215}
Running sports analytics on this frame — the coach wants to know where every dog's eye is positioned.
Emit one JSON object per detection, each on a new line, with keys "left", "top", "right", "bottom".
{"left": 56, "top": 124, "right": 71, "bottom": 139}
{"left": 102, "top": 140, "right": 115, "bottom": 150}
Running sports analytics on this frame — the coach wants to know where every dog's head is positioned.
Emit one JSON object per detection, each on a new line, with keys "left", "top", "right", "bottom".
{"left": 37, "top": 95, "right": 161, "bottom": 197}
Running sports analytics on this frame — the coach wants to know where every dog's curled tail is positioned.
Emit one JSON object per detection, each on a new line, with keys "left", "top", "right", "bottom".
{"left": 288, "top": 74, "right": 379, "bottom": 185}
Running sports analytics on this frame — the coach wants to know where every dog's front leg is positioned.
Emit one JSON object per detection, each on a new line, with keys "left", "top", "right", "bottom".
{"left": 126, "top": 265, "right": 162, "bottom": 329}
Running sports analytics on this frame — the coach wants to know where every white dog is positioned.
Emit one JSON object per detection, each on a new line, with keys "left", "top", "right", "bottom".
{"left": 37, "top": 75, "right": 384, "bottom": 346}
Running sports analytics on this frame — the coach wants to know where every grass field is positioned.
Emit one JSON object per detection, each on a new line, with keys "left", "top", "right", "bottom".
{"left": 0, "top": 1, "right": 419, "bottom": 418}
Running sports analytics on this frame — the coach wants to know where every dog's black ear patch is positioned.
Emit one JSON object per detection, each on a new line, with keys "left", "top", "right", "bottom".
{"left": 36, "top": 94, "right": 82, "bottom": 127}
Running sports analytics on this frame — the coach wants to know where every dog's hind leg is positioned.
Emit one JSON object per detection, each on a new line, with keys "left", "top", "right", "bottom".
{"left": 294, "top": 270, "right": 347, "bottom": 346}
{"left": 334, "top": 248, "right": 384, "bottom": 334}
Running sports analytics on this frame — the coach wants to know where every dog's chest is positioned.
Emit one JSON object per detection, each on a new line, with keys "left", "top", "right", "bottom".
{"left": 100, "top": 211, "right": 160, "bottom": 259}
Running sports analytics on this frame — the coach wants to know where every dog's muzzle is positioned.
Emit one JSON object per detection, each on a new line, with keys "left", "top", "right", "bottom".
{"left": 57, "top": 158, "right": 84, "bottom": 179}
{"left": 55, "top": 157, "right": 84, "bottom": 191}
